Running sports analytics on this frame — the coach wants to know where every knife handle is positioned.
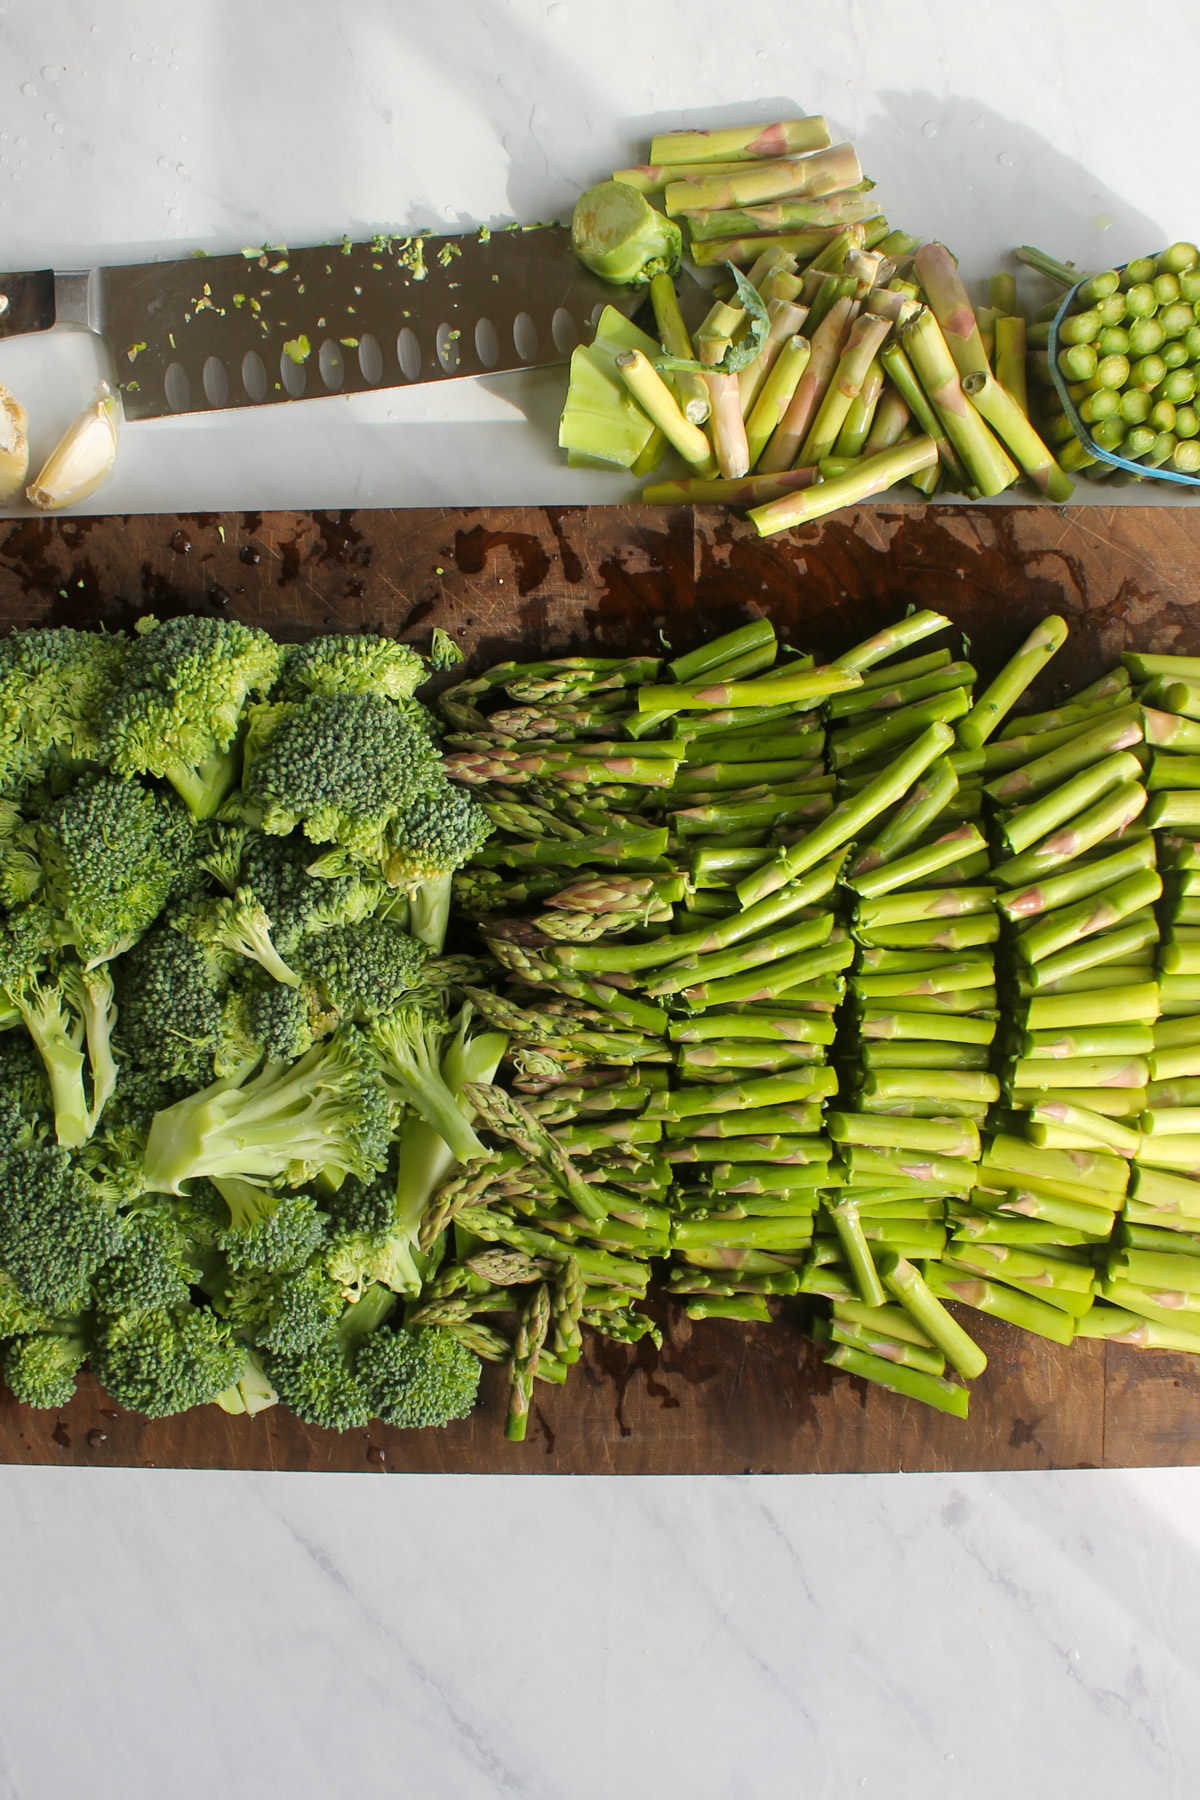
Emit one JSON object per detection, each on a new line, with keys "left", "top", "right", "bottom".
{"left": 0, "top": 271, "right": 55, "bottom": 338}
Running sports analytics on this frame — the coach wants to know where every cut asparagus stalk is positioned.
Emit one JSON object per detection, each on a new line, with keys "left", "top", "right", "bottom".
{"left": 744, "top": 335, "right": 812, "bottom": 469}
{"left": 957, "top": 616, "right": 1068, "bottom": 750}
{"left": 1015, "top": 868, "right": 1162, "bottom": 965}
{"left": 797, "top": 312, "right": 895, "bottom": 465}
{"left": 823, "top": 1342, "right": 970, "bottom": 1416}
{"left": 758, "top": 295, "right": 858, "bottom": 471}
{"left": 994, "top": 315, "right": 1028, "bottom": 416}
{"left": 737, "top": 722, "right": 955, "bottom": 906}
{"left": 642, "top": 468, "right": 822, "bottom": 506}
{"left": 649, "top": 272, "right": 710, "bottom": 425}
{"left": 878, "top": 341, "right": 973, "bottom": 490}
{"left": 1027, "top": 1102, "right": 1141, "bottom": 1155}
{"left": 998, "top": 838, "right": 1157, "bottom": 920}
{"left": 687, "top": 191, "right": 882, "bottom": 241}
{"left": 925, "top": 1266, "right": 1074, "bottom": 1346}
{"left": 664, "top": 144, "right": 864, "bottom": 215}
{"left": 615, "top": 350, "right": 716, "bottom": 470}
{"left": 900, "top": 308, "right": 1018, "bottom": 496}
{"left": 876, "top": 1253, "right": 988, "bottom": 1378}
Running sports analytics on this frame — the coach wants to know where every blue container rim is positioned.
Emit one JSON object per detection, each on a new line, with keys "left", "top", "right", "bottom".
{"left": 1047, "top": 256, "right": 1200, "bottom": 487}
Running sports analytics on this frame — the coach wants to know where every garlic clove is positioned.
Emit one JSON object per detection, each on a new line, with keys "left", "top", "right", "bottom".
{"left": 26, "top": 380, "right": 120, "bottom": 511}
{"left": 0, "top": 382, "right": 30, "bottom": 503}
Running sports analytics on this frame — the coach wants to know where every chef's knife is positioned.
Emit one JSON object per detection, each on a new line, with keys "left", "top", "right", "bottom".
{"left": 0, "top": 225, "right": 678, "bottom": 422}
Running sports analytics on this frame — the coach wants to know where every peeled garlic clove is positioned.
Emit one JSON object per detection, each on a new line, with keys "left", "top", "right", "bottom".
{"left": 26, "top": 380, "right": 119, "bottom": 511}
{"left": 0, "top": 383, "right": 29, "bottom": 503}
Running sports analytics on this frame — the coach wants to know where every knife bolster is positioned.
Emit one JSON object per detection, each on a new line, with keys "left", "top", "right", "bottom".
{"left": 0, "top": 271, "right": 56, "bottom": 337}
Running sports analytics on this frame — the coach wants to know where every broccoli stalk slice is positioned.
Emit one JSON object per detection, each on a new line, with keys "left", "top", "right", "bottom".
{"left": 13, "top": 977, "right": 92, "bottom": 1149}
{"left": 369, "top": 1007, "right": 492, "bottom": 1167}
{"left": 393, "top": 1014, "right": 509, "bottom": 1248}
{"left": 165, "top": 745, "right": 241, "bottom": 821}
{"left": 142, "top": 1032, "right": 389, "bottom": 1195}
{"left": 214, "top": 1349, "right": 278, "bottom": 1416}
{"left": 408, "top": 871, "right": 453, "bottom": 953}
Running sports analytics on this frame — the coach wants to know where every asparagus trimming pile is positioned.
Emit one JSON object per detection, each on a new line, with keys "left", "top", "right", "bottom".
{"left": 563, "top": 115, "right": 1085, "bottom": 530}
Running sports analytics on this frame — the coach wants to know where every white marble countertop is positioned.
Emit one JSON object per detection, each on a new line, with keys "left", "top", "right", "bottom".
{"left": 1, "top": 6, "right": 1199, "bottom": 1795}
{"left": 0, "top": 0, "right": 1196, "bottom": 513}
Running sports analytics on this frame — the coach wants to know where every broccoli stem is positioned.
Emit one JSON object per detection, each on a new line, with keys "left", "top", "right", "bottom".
{"left": 409, "top": 871, "right": 453, "bottom": 953}
{"left": 167, "top": 746, "right": 241, "bottom": 820}
{"left": 16, "top": 980, "right": 92, "bottom": 1149}
{"left": 393, "top": 1018, "right": 508, "bottom": 1250}
{"left": 371, "top": 1008, "right": 492, "bottom": 1167}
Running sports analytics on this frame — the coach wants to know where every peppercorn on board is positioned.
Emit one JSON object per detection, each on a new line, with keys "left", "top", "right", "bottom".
{"left": 0, "top": 500, "right": 1197, "bottom": 1473}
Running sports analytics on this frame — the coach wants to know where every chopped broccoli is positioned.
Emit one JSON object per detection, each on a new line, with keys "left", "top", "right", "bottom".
{"left": 209, "top": 828, "right": 388, "bottom": 956}
{"left": 4, "top": 1320, "right": 90, "bottom": 1409}
{"left": 25, "top": 772, "right": 195, "bottom": 967}
{"left": 91, "top": 1302, "right": 244, "bottom": 1418}
{"left": 325, "top": 1225, "right": 422, "bottom": 1302}
{"left": 178, "top": 887, "right": 301, "bottom": 987}
{"left": 277, "top": 634, "right": 425, "bottom": 701}
{"left": 384, "top": 783, "right": 492, "bottom": 888}
{"left": 142, "top": 1026, "right": 393, "bottom": 1194}
{"left": 219, "top": 975, "right": 320, "bottom": 1068}
{"left": 213, "top": 1349, "right": 278, "bottom": 1416}
{"left": 298, "top": 918, "right": 426, "bottom": 1022}
{"left": 210, "top": 1175, "right": 327, "bottom": 1274}
{"left": 0, "top": 1101, "right": 122, "bottom": 1312}
{"left": 90, "top": 1208, "right": 200, "bottom": 1315}
{"left": 113, "top": 924, "right": 235, "bottom": 1092}
{"left": 0, "top": 1266, "right": 56, "bottom": 1337}
{"left": 266, "top": 1281, "right": 396, "bottom": 1431}
{"left": 241, "top": 692, "right": 443, "bottom": 868}
{"left": 0, "top": 626, "right": 127, "bottom": 798}
{"left": 322, "top": 1163, "right": 397, "bottom": 1238}
{"left": 356, "top": 1325, "right": 480, "bottom": 1428}
{"left": 102, "top": 614, "right": 283, "bottom": 818}
{"left": 369, "top": 1003, "right": 489, "bottom": 1165}
{"left": 0, "top": 911, "right": 117, "bottom": 1145}
{"left": 0, "top": 1024, "right": 52, "bottom": 1124}
{"left": 428, "top": 628, "right": 464, "bottom": 671}
{"left": 221, "top": 1255, "right": 344, "bottom": 1355}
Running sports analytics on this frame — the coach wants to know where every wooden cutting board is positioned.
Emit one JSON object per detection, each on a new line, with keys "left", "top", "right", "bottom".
{"left": 1, "top": 499, "right": 1198, "bottom": 1475}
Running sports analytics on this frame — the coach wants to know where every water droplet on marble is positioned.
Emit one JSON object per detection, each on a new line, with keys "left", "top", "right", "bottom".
{"left": 922, "top": 120, "right": 939, "bottom": 138}
{"left": 41, "top": 64, "right": 61, "bottom": 82}
{"left": 997, "top": 152, "right": 1014, "bottom": 168}
{"left": 19, "top": 81, "right": 36, "bottom": 97}
{"left": 158, "top": 154, "right": 171, "bottom": 169}
{"left": 15, "top": 136, "right": 26, "bottom": 147}
{"left": 167, "top": 205, "right": 180, "bottom": 219}
{"left": 971, "top": 114, "right": 985, "bottom": 128}
{"left": 176, "top": 162, "right": 187, "bottom": 176}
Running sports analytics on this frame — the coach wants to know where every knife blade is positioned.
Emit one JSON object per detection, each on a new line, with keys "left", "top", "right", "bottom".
{"left": 0, "top": 225, "right": 661, "bottom": 422}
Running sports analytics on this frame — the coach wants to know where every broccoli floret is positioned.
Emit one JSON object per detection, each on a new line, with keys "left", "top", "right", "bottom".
{"left": 142, "top": 1026, "right": 393, "bottom": 1194}
{"left": 356, "top": 1325, "right": 480, "bottom": 1429}
{"left": 178, "top": 888, "right": 301, "bottom": 987}
{"left": 102, "top": 614, "right": 283, "bottom": 818}
{"left": 0, "top": 1102, "right": 122, "bottom": 1312}
{"left": 266, "top": 1282, "right": 396, "bottom": 1431}
{"left": 220, "top": 975, "right": 322, "bottom": 1068}
{"left": 209, "top": 1175, "right": 326, "bottom": 1274}
{"left": 368, "top": 1002, "right": 488, "bottom": 1166}
{"left": 205, "top": 828, "right": 389, "bottom": 966}
{"left": 0, "top": 626, "right": 127, "bottom": 798}
{"left": 91, "top": 1302, "right": 244, "bottom": 1418}
{"left": 322, "top": 1163, "right": 397, "bottom": 1238}
{"left": 90, "top": 1208, "right": 200, "bottom": 1316}
{"left": 277, "top": 634, "right": 425, "bottom": 701}
{"left": 0, "top": 1025, "right": 52, "bottom": 1124}
{"left": 114, "top": 925, "right": 235, "bottom": 1092}
{"left": 325, "top": 1225, "right": 422, "bottom": 1302}
{"left": 26, "top": 772, "right": 195, "bottom": 967}
{"left": 0, "top": 913, "right": 106, "bottom": 1145}
{"left": 221, "top": 1256, "right": 344, "bottom": 1355}
{"left": 4, "top": 1320, "right": 90, "bottom": 1409}
{"left": 298, "top": 918, "right": 426, "bottom": 1023}
{"left": 385, "top": 783, "right": 492, "bottom": 888}
{"left": 0, "top": 1267, "right": 56, "bottom": 1337}
{"left": 428, "top": 628, "right": 464, "bottom": 672}
{"left": 241, "top": 692, "right": 443, "bottom": 872}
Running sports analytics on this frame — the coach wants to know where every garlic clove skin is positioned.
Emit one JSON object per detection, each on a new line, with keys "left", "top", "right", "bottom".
{"left": 0, "top": 382, "right": 30, "bottom": 503}
{"left": 26, "top": 381, "right": 120, "bottom": 511}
